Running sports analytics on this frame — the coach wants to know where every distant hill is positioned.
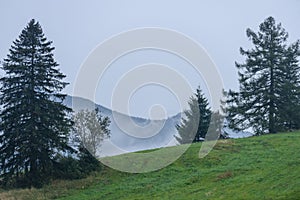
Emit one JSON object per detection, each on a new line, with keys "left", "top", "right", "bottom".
{"left": 64, "top": 95, "right": 181, "bottom": 157}
{"left": 64, "top": 95, "right": 253, "bottom": 157}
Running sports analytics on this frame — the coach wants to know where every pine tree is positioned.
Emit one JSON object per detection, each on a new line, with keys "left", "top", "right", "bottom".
{"left": 175, "top": 86, "right": 212, "bottom": 144}
{"left": 225, "top": 16, "right": 300, "bottom": 135}
{"left": 0, "top": 19, "right": 73, "bottom": 187}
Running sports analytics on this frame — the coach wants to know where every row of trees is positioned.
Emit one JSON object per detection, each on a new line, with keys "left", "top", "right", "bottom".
{"left": 175, "top": 16, "right": 300, "bottom": 143}
{"left": 0, "top": 19, "right": 110, "bottom": 188}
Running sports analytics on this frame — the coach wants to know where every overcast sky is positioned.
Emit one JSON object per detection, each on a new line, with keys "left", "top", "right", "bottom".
{"left": 1, "top": 0, "right": 300, "bottom": 118}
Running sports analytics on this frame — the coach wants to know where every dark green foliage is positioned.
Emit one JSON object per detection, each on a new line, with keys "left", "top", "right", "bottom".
{"left": 276, "top": 42, "right": 300, "bottom": 131}
{"left": 195, "top": 87, "right": 212, "bottom": 140}
{"left": 77, "top": 145, "right": 101, "bottom": 174}
{"left": 53, "top": 147, "right": 101, "bottom": 180}
{"left": 175, "top": 96, "right": 200, "bottom": 144}
{"left": 0, "top": 19, "right": 73, "bottom": 188}
{"left": 175, "top": 86, "right": 212, "bottom": 144}
{"left": 53, "top": 156, "right": 83, "bottom": 180}
{"left": 225, "top": 16, "right": 300, "bottom": 135}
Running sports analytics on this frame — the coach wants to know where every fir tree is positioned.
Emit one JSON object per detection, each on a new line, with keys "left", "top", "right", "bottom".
{"left": 225, "top": 16, "right": 300, "bottom": 134}
{"left": 195, "top": 87, "right": 212, "bottom": 141}
{"left": 175, "top": 86, "right": 212, "bottom": 144}
{"left": 175, "top": 96, "right": 200, "bottom": 144}
{"left": 0, "top": 19, "right": 73, "bottom": 187}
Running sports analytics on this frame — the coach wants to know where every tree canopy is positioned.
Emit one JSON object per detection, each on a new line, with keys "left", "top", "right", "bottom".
{"left": 225, "top": 16, "right": 300, "bottom": 134}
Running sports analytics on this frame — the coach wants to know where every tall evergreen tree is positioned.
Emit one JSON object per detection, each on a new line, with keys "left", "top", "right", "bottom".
{"left": 195, "top": 87, "right": 212, "bottom": 141}
{"left": 175, "top": 86, "right": 212, "bottom": 144}
{"left": 225, "top": 16, "right": 300, "bottom": 135}
{"left": 0, "top": 19, "right": 73, "bottom": 187}
{"left": 175, "top": 96, "right": 200, "bottom": 144}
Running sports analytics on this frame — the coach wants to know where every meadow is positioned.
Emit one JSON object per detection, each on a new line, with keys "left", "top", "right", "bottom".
{"left": 1, "top": 131, "right": 299, "bottom": 200}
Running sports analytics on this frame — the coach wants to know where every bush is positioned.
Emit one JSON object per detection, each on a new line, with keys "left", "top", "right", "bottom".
{"left": 53, "top": 146, "right": 101, "bottom": 180}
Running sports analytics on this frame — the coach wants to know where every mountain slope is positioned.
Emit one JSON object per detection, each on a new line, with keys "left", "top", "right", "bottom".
{"left": 61, "top": 132, "right": 300, "bottom": 200}
{"left": 2, "top": 131, "right": 299, "bottom": 199}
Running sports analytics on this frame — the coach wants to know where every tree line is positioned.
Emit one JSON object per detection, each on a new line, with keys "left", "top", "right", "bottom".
{"left": 176, "top": 16, "right": 300, "bottom": 143}
{"left": 0, "top": 16, "right": 299, "bottom": 188}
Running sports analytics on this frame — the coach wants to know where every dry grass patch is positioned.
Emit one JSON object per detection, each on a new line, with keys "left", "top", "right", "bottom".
{"left": 216, "top": 171, "right": 234, "bottom": 181}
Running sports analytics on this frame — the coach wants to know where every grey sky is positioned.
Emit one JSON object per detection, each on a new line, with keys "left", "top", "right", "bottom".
{"left": 1, "top": 0, "right": 300, "bottom": 118}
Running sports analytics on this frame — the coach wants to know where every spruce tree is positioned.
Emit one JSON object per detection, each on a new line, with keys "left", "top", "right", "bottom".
{"left": 195, "top": 87, "right": 212, "bottom": 141}
{"left": 175, "top": 96, "right": 200, "bottom": 144}
{"left": 0, "top": 19, "right": 73, "bottom": 187}
{"left": 225, "top": 16, "right": 300, "bottom": 134}
{"left": 175, "top": 86, "right": 212, "bottom": 144}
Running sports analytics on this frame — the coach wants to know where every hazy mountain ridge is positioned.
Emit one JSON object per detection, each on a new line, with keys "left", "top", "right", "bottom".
{"left": 65, "top": 95, "right": 253, "bottom": 157}
{"left": 64, "top": 95, "right": 181, "bottom": 157}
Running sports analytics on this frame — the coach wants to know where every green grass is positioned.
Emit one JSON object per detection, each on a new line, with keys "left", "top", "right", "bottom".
{"left": 1, "top": 131, "right": 300, "bottom": 199}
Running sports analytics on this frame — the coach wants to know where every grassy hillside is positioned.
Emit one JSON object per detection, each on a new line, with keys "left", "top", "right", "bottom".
{"left": 1, "top": 131, "right": 300, "bottom": 200}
